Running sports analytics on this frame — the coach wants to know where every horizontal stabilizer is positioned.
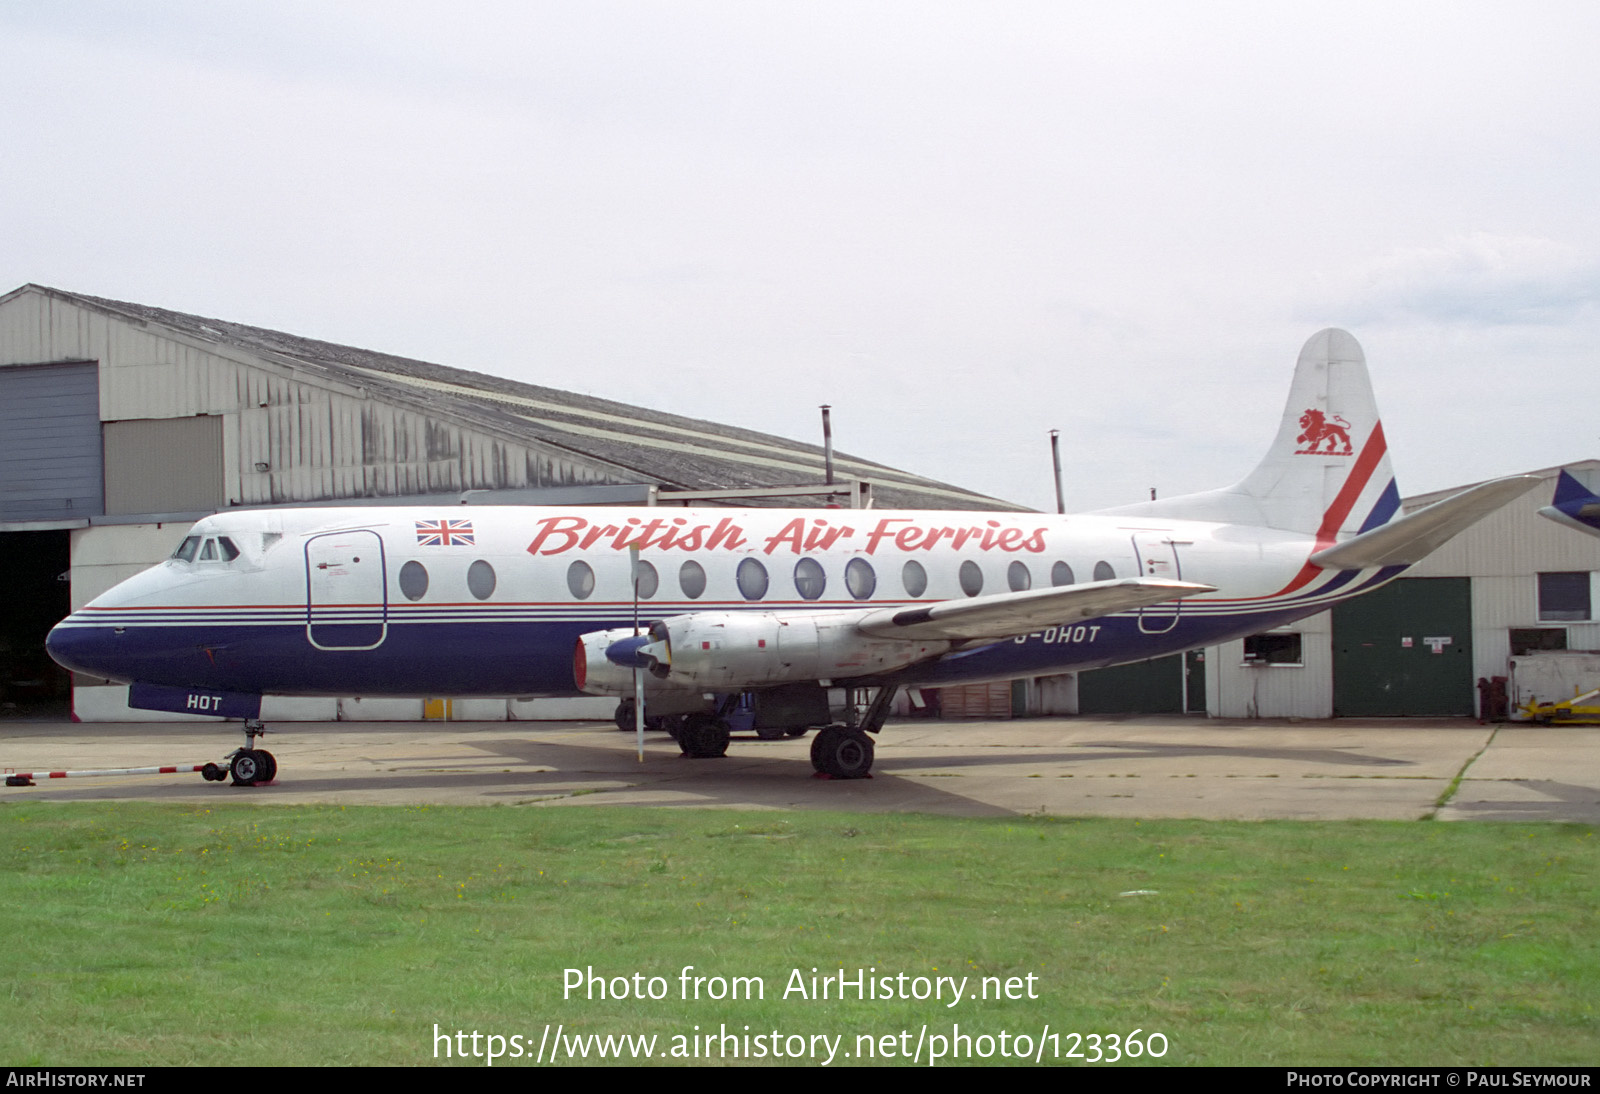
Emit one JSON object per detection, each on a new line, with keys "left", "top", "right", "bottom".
{"left": 856, "top": 578, "right": 1216, "bottom": 641}
{"left": 1309, "top": 475, "right": 1540, "bottom": 570}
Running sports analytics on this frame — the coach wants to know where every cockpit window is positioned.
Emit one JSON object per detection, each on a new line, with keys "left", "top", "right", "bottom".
{"left": 199, "top": 539, "right": 217, "bottom": 561}
{"left": 172, "top": 536, "right": 200, "bottom": 562}
{"left": 217, "top": 536, "right": 241, "bottom": 561}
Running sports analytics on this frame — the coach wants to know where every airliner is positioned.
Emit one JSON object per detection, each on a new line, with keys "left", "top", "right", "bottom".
{"left": 45, "top": 329, "right": 1537, "bottom": 784}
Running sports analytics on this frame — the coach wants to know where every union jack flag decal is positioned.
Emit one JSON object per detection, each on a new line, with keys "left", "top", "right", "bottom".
{"left": 415, "top": 519, "right": 475, "bottom": 546}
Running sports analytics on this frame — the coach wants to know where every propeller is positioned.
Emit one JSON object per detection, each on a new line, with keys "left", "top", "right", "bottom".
{"left": 629, "top": 543, "right": 644, "bottom": 762}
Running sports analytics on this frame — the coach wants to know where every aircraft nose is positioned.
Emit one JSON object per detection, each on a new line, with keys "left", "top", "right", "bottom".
{"left": 45, "top": 612, "right": 134, "bottom": 683}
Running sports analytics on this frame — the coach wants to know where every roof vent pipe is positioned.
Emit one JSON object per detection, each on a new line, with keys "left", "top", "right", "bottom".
{"left": 820, "top": 405, "right": 834, "bottom": 485}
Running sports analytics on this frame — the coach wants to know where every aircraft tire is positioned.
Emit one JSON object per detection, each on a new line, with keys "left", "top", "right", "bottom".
{"left": 256, "top": 750, "right": 277, "bottom": 783}
{"left": 811, "top": 726, "right": 874, "bottom": 779}
{"left": 201, "top": 763, "right": 227, "bottom": 782}
{"left": 614, "top": 701, "right": 635, "bottom": 732}
{"left": 678, "top": 714, "right": 730, "bottom": 758}
{"left": 784, "top": 727, "right": 809, "bottom": 738}
{"left": 754, "top": 724, "right": 788, "bottom": 740}
{"left": 229, "top": 749, "right": 264, "bottom": 787}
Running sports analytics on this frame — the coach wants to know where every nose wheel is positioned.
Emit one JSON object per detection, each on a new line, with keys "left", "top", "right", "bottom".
{"left": 225, "top": 719, "right": 277, "bottom": 786}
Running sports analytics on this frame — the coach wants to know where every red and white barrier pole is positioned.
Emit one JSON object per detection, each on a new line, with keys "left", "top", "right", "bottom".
{"left": 5, "top": 763, "right": 218, "bottom": 787}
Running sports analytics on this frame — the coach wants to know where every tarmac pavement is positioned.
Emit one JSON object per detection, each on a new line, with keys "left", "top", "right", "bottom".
{"left": 2, "top": 714, "right": 1597, "bottom": 822}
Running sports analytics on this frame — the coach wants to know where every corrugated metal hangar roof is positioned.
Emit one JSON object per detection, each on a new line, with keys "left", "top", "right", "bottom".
{"left": 14, "top": 285, "right": 1024, "bottom": 512}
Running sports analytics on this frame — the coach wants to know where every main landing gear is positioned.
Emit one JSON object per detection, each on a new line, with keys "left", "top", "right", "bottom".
{"left": 808, "top": 686, "right": 897, "bottom": 780}
{"left": 636, "top": 685, "right": 899, "bottom": 778}
{"left": 204, "top": 718, "right": 277, "bottom": 787}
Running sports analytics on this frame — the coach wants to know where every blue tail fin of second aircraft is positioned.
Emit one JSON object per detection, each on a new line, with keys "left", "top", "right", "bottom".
{"left": 1539, "top": 469, "right": 1600, "bottom": 539}
{"left": 1097, "top": 328, "right": 1399, "bottom": 539}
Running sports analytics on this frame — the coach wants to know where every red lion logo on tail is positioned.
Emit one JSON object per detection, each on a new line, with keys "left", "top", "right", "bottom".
{"left": 1296, "top": 409, "right": 1354, "bottom": 455}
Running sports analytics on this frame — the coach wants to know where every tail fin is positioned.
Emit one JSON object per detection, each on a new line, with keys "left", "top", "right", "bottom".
{"left": 1097, "top": 328, "right": 1399, "bottom": 538}
{"left": 1539, "top": 469, "right": 1600, "bottom": 539}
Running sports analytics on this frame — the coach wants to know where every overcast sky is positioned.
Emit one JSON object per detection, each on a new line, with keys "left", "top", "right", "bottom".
{"left": 3, "top": 1, "right": 1597, "bottom": 511}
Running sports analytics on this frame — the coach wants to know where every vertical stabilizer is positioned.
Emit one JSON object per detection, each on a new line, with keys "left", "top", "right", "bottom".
{"left": 1097, "top": 329, "right": 1399, "bottom": 538}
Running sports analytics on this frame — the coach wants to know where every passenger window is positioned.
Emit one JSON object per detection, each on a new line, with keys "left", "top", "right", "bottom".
{"left": 794, "top": 558, "right": 826, "bottom": 600}
{"left": 565, "top": 560, "right": 593, "bottom": 600}
{"left": 1007, "top": 561, "right": 1032, "bottom": 592}
{"left": 1093, "top": 561, "right": 1116, "bottom": 581}
{"left": 959, "top": 560, "right": 983, "bottom": 597}
{"left": 399, "top": 560, "right": 429, "bottom": 601}
{"left": 633, "top": 560, "right": 659, "bottom": 600}
{"left": 172, "top": 536, "right": 200, "bottom": 562}
{"left": 680, "top": 560, "right": 706, "bottom": 599}
{"left": 737, "top": 558, "right": 769, "bottom": 601}
{"left": 902, "top": 559, "right": 928, "bottom": 598}
{"left": 1051, "top": 561, "right": 1075, "bottom": 586}
{"left": 846, "top": 558, "right": 876, "bottom": 600}
{"left": 470, "top": 560, "right": 498, "bottom": 600}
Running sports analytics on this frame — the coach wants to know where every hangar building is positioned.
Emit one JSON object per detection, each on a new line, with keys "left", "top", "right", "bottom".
{"left": 0, "top": 283, "right": 1018, "bottom": 722}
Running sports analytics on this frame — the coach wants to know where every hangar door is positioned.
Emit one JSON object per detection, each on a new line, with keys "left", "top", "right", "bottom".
{"left": 1332, "top": 577, "right": 1473, "bottom": 716}
{"left": 1078, "top": 651, "right": 1206, "bottom": 714}
{"left": 0, "top": 362, "right": 102, "bottom": 521}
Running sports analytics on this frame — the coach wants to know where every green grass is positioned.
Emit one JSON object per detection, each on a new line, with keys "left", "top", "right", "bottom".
{"left": 1, "top": 803, "right": 1595, "bottom": 1066}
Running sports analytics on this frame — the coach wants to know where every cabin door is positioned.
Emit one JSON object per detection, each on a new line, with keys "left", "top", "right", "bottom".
{"left": 1132, "top": 533, "right": 1189, "bottom": 635}
{"left": 305, "top": 530, "right": 388, "bottom": 650}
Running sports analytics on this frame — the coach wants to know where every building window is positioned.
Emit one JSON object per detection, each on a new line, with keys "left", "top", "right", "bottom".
{"left": 679, "top": 560, "right": 706, "bottom": 599}
{"left": 1510, "top": 627, "right": 1568, "bottom": 656}
{"left": 1243, "top": 633, "right": 1302, "bottom": 665}
{"left": 845, "top": 558, "right": 877, "bottom": 600}
{"left": 1538, "top": 572, "right": 1591, "bottom": 621}
{"left": 902, "top": 560, "right": 928, "bottom": 598}
{"left": 469, "top": 560, "right": 498, "bottom": 600}
{"left": 794, "top": 558, "right": 826, "bottom": 600}
{"left": 737, "top": 558, "right": 769, "bottom": 600}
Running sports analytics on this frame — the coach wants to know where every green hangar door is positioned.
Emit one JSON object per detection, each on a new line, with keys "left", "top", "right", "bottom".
{"left": 1332, "top": 577, "right": 1474, "bottom": 716}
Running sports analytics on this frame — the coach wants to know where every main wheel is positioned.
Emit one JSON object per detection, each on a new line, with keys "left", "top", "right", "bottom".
{"left": 255, "top": 750, "right": 277, "bottom": 783}
{"left": 614, "top": 700, "right": 636, "bottom": 731}
{"left": 810, "top": 726, "right": 874, "bottom": 779}
{"left": 677, "top": 713, "right": 731, "bottom": 758}
{"left": 754, "top": 724, "right": 788, "bottom": 740}
{"left": 229, "top": 749, "right": 264, "bottom": 786}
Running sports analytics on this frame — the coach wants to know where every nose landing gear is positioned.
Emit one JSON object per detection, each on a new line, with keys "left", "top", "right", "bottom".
{"left": 224, "top": 718, "right": 276, "bottom": 787}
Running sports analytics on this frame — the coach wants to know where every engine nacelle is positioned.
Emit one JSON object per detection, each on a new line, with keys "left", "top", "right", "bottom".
{"left": 642, "top": 610, "right": 950, "bottom": 691}
{"left": 574, "top": 626, "right": 688, "bottom": 698}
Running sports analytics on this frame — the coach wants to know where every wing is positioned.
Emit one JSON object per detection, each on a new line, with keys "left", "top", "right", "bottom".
{"left": 578, "top": 577, "right": 1216, "bottom": 694}
{"left": 855, "top": 577, "right": 1217, "bottom": 641}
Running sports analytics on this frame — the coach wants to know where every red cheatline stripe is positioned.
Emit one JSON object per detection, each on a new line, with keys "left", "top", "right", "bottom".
{"left": 1271, "top": 422, "right": 1390, "bottom": 598}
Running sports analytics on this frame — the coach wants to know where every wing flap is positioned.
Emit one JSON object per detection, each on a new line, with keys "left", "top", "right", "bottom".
{"left": 856, "top": 578, "right": 1216, "bottom": 641}
{"left": 1310, "top": 475, "right": 1540, "bottom": 570}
